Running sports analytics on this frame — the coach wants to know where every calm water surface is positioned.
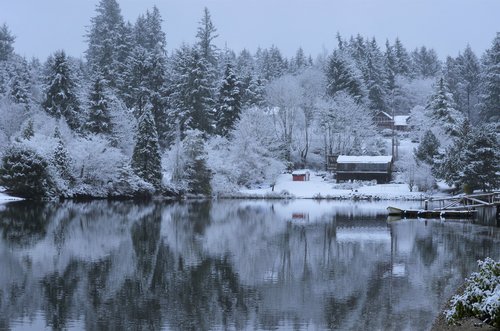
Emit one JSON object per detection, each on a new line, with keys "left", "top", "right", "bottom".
{"left": 0, "top": 200, "right": 499, "bottom": 331}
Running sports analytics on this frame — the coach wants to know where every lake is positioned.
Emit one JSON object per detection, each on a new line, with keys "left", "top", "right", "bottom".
{"left": 0, "top": 200, "right": 499, "bottom": 331}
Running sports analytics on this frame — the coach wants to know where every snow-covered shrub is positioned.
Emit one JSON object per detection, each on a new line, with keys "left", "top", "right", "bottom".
{"left": 0, "top": 144, "right": 54, "bottom": 198}
{"left": 445, "top": 258, "right": 500, "bottom": 327}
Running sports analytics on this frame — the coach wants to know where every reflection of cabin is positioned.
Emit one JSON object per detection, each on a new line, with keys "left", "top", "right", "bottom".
{"left": 335, "top": 155, "right": 393, "bottom": 183}
{"left": 292, "top": 170, "right": 310, "bottom": 181}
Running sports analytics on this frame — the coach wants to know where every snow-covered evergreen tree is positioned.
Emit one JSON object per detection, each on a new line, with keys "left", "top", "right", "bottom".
{"left": 461, "top": 126, "right": 499, "bottom": 191}
{"left": 183, "top": 129, "right": 211, "bottom": 195}
{"left": 86, "top": 74, "right": 112, "bottom": 135}
{"left": 42, "top": 50, "right": 80, "bottom": 130}
{"left": 415, "top": 130, "right": 440, "bottom": 165}
{"left": 426, "top": 77, "right": 462, "bottom": 135}
{"left": 52, "top": 127, "right": 73, "bottom": 182}
{"left": 325, "top": 50, "right": 364, "bottom": 103}
{"left": 196, "top": 7, "right": 218, "bottom": 66}
{"left": 168, "top": 45, "right": 215, "bottom": 139}
{"left": 85, "top": 0, "right": 131, "bottom": 88}
{"left": 458, "top": 45, "right": 480, "bottom": 119}
{"left": 393, "top": 37, "right": 412, "bottom": 77}
{"left": 9, "top": 56, "right": 32, "bottom": 109}
{"left": 479, "top": 33, "right": 500, "bottom": 122}
{"left": 21, "top": 118, "right": 34, "bottom": 140}
{"left": 412, "top": 46, "right": 441, "bottom": 78}
{"left": 0, "top": 23, "right": 15, "bottom": 62}
{"left": 215, "top": 62, "right": 241, "bottom": 136}
{"left": 240, "top": 73, "right": 265, "bottom": 109}
{"left": 0, "top": 144, "right": 52, "bottom": 198}
{"left": 364, "top": 38, "right": 388, "bottom": 112}
{"left": 131, "top": 105, "right": 162, "bottom": 188}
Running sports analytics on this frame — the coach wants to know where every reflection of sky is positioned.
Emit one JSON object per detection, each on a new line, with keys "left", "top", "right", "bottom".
{"left": 0, "top": 200, "right": 499, "bottom": 331}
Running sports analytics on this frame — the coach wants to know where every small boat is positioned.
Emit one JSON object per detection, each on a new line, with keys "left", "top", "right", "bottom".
{"left": 387, "top": 206, "right": 477, "bottom": 219}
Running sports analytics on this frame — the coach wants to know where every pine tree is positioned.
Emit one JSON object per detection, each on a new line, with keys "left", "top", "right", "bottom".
{"left": 0, "top": 23, "right": 15, "bottom": 62}
{"left": 412, "top": 46, "right": 441, "bottom": 78}
{"left": 9, "top": 56, "right": 31, "bottom": 109}
{"left": 461, "top": 126, "right": 499, "bottom": 191}
{"left": 384, "top": 40, "right": 397, "bottom": 92}
{"left": 325, "top": 50, "right": 364, "bottom": 102}
{"left": 240, "top": 73, "right": 265, "bottom": 108}
{"left": 364, "top": 38, "right": 387, "bottom": 111}
{"left": 415, "top": 130, "right": 440, "bottom": 165}
{"left": 457, "top": 45, "right": 480, "bottom": 119}
{"left": 86, "top": 74, "right": 112, "bottom": 134}
{"left": 22, "top": 118, "right": 34, "bottom": 140}
{"left": 168, "top": 45, "right": 215, "bottom": 139}
{"left": 196, "top": 7, "right": 218, "bottom": 66}
{"left": 426, "top": 77, "right": 462, "bottom": 135}
{"left": 52, "top": 127, "right": 73, "bottom": 182}
{"left": 42, "top": 50, "right": 80, "bottom": 130}
{"left": 131, "top": 105, "right": 162, "bottom": 188}
{"left": 215, "top": 62, "right": 241, "bottom": 136}
{"left": 0, "top": 145, "right": 52, "bottom": 198}
{"left": 85, "top": 0, "right": 130, "bottom": 88}
{"left": 393, "top": 37, "right": 411, "bottom": 77}
{"left": 183, "top": 129, "right": 211, "bottom": 195}
{"left": 479, "top": 33, "right": 500, "bottom": 122}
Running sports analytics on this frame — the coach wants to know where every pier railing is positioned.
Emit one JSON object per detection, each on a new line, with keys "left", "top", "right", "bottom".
{"left": 427, "top": 191, "right": 500, "bottom": 210}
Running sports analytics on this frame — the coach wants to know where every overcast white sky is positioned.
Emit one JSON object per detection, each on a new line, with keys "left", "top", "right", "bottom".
{"left": 0, "top": 0, "right": 499, "bottom": 61}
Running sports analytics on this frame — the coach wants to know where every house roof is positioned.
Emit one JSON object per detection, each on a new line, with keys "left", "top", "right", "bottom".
{"left": 376, "top": 111, "right": 393, "bottom": 119}
{"left": 292, "top": 169, "right": 310, "bottom": 175}
{"left": 337, "top": 155, "right": 393, "bottom": 164}
{"left": 394, "top": 115, "right": 409, "bottom": 126}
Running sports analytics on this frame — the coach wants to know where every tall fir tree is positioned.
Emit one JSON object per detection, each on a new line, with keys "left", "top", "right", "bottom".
{"left": 168, "top": 45, "right": 215, "bottom": 140}
{"left": 85, "top": 0, "right": 131, "bottom": 88}
{"left": 364, "top": 38, "right": 387, "bottom": 112}
{"left": 183, "top": 129, "right": 211, "bottom": 195}
{"left": 9, "top": 56, "right": 32, "bottom": 109}
{"left": 426, "top": 77, "right": 462, "bottom": 135}
{"left": 393, "top": 37, "right": 412, "bottom": 77}
{"left": 325, "top": 50, "right": 364, "bottom": 103}
{"left": 0, "top": 23, "right": 15, "bottom": 62}
{"left": 415, "top": 130, "right": 440, "bottom": 165}
{"left": 86, "top": 73, "right": 112, "bottom": 134}
{"left": 215, "top": 62, "right": 241, "bottom": 136}
{"left": 131, "top": 105, "right": 162, "bottom": 188}
{"left": 52, "top": 127, "right": 73, "bottom": 182}
{"left": 412, "top": 46, "right": 441, "bottom": 78}
{"left": 457, "top": 45, "right": 480, "bottom": 119}
{"left": 479, "top": 33, "right": 500, "bottom": 122}
{"left": 42, "top": 50, "right": 80, "bottom": 130}
{"left": 196, "top": 7, "right": 218, "bottom": 66}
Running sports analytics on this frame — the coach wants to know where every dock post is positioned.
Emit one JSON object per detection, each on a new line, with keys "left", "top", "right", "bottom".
{"left": 424, "top": 200, "right": 428, "bottom": 211}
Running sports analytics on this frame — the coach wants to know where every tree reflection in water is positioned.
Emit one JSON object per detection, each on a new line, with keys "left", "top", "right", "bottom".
{"left": 0, "top": 200, "right": 498, "bottom": 330}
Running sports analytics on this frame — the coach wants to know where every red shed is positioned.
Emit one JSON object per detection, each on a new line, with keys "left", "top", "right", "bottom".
{"left": 292, "top": 170, "right": 310, "bottom": 181}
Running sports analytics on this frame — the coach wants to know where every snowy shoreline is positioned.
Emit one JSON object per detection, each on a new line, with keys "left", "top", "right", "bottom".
{"left": 232, "top": 172, "right": 430, "bottom": 201}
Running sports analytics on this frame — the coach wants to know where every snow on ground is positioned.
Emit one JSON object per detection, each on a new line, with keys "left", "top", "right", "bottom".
{"left": 0, "top": 187, "right": 23, "bottom": 204}
{"left": 240, "top": 171, "right": 426, "bottom": 200}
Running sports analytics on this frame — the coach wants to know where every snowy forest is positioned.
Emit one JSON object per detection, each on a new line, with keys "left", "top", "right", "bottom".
{"left": 0, "top": 0, "right": 498, "bottom": 199}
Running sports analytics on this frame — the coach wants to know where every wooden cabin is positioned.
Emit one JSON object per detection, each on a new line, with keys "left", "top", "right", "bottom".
{"left": 393, "top": 115, "right": 409, "bottom": 131}
{"left": 374, "top": 111, "right": 394, "bottom": 130}
{"left": 335, "top": 155, "right": 393, "bottom": 183}
{"left": 292, "top": 170, "right": 310, "bottom": 181}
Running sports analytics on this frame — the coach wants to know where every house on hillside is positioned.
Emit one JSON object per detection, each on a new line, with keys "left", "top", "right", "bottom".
{"left": 374, "top": 111, "right": 410, "bottom": 131}
{"left": 374, "top": 111, "right": 394, "bottom": 130}
{"left": 393, "top": 115, "right": 409, "bottom": 131}
{"left": 335, "top": 155, "right": 393, "bottom": 183}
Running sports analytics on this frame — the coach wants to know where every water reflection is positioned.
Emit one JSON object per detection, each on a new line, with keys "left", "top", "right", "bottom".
{"left": 0, "top": 200, "right": 498, "bottom": 331}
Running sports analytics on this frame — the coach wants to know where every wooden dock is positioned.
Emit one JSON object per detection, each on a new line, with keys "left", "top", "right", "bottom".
{"left": 388, "top": 191, "right": 500, "bottom": 220}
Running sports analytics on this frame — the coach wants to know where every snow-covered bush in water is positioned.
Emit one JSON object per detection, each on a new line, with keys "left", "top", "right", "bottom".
{"left": 0, "top": 144, "right": 54, "bottom": 198}
{"left": 445, "top": 258, "right": 500, "bottom": 327}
